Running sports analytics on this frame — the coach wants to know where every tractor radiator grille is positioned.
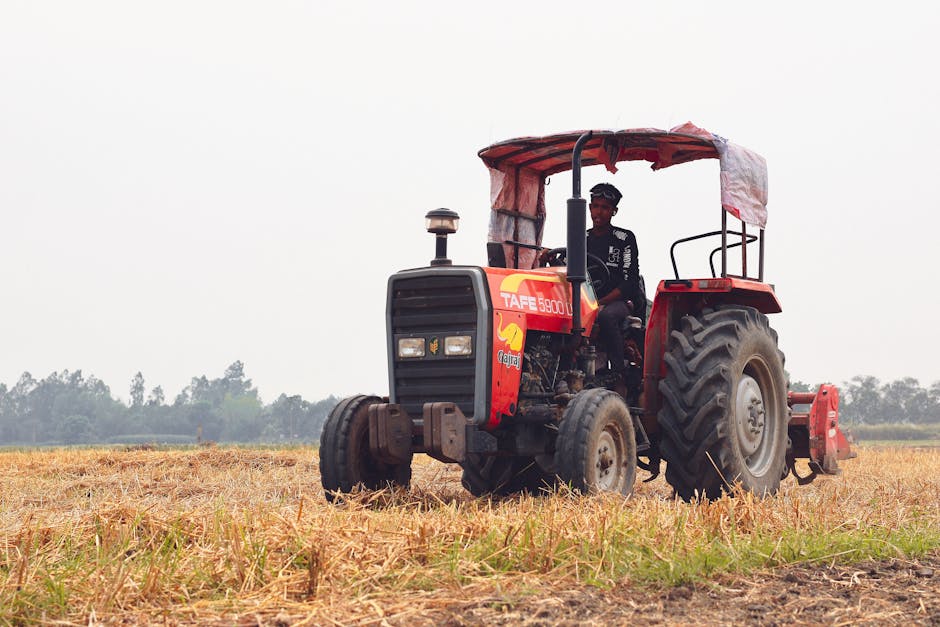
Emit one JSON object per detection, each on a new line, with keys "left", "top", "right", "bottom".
{"left": 390, "top": 273, "right": 482, "bottom": 418}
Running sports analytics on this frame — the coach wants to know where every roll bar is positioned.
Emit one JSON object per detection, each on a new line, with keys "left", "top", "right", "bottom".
{"left": 669, "top": 211, "right": 765, "bottom": 281}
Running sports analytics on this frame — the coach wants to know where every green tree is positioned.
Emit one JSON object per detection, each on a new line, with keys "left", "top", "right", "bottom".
{"left": 788, "top": 379, "right": 813, "bottom": 393}
{"left": 841, "top": 375, "right": 884, "bottom": 424}
{"left": 219, "top": 394, "right": 263, "bottom": 441}
{"left": 882, "top": 377, "right": 930, "bottom": 423}
{"left": 307, "top": 395, "right": 339, "bottom": 440}
{"left": 929, "top": 382, "right": 940, "bottom": 423}
{"left": 0, "top": 383, "right": 12, "bottom": 442}
{"left": 147, "top": 386, "right": 165, "bottom": 406}
{"left": 265, "top": 394, "right": 303, "bottom": 440}
{"left": 58, "top": 414, "right": 95, "bottom": 444}
{"left": 130, "top": 372, "right": 145, "bottom": 407}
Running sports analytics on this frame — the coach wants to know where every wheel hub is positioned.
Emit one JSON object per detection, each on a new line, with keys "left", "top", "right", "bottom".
{"left": 735, "top": 375, "right": 766, "bottom": 457}
{"left": 594, "top": 430, "right": 621, "bottom": 491}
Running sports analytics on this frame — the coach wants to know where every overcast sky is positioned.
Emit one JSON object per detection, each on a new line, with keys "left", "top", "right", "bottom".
{"left": 2, "top": 2, "right": 938, "bottom": 403}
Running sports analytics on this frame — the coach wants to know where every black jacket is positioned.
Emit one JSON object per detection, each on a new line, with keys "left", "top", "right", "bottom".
{"left": 586, "top": 226, "right": 640, "bottom": 307}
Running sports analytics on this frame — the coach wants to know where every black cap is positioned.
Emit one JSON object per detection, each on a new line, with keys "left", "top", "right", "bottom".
{"left": 589, "top": 183, "right": 622, "bottom": 206}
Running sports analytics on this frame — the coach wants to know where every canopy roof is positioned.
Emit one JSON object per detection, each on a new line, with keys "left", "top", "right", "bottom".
{"left": 478, "top": 122, "right": 768, "bottom": 269}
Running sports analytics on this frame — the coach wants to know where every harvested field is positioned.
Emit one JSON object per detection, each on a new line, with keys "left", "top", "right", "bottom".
{"left": 1, "top": 445, "right": 938, "bottom": 625}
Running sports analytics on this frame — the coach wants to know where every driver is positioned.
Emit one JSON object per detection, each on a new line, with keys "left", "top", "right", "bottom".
{"left": 585, "top": 182, "right": 641, "bottom": 380}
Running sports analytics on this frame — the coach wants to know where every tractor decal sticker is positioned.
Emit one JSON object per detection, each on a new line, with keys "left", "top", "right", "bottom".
{"left": 496, "top": 312, "right": 524, "bottom": 351}
{"left": 498, "top": 273, "right": 562, "bottom": 292}
{"left": 498, "top": 291, "right": 575, "bottom": 315}
{"left": 496, "top": 273, "right": 591, "bottom": 316}
{"left": 483, "top": 266, "right": 600, "bottom": 340}
{"left": 497, "top": 349, "right": 522, "bottom": 370}
{"left": 498, "top": 273, "right": 569, "bottom": 313}
{"left": 428, "top": 337, "right": 440, "bottom": 355}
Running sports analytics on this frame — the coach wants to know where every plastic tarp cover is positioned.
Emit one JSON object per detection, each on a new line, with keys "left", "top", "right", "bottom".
{"left": 481, "top": 122, "right": 768, "bottom": 269}
{"left": 672, "top": 122, "right": 768, "bottom": 228}
{"left": 487, "top": 167, "right": 545, "bottom": 269}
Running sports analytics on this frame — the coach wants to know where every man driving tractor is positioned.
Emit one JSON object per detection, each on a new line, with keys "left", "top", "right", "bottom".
{"left": 542, "top": 182, "right": 642, "bottom": 382}
{"left": 321, "top": 124, "right": 856, "bottom": 502}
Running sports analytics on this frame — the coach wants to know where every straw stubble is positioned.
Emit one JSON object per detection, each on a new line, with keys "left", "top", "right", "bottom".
{"left": 0, "top": 445, "right": 937, "bottom": 624}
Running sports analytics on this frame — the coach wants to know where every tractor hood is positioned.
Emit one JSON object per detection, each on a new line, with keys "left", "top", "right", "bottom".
{"left": 479, "top": 122, "right": 768, "bottom": 269}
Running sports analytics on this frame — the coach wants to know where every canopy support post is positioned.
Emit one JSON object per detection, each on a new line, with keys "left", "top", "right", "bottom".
{"left": 741, "top": 222, "right": 748, "bottom": 277}
{"left": 721, "top": 209, "right": 728, "bottom": 278}
{"left": 759, "top": 229, "right": 765, "bottom": 281}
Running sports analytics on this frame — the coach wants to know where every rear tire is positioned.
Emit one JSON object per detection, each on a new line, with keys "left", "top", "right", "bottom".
{"left": 554, "top": 388, "right": 637, "bottom": 496}
{"left": 461, "top": 454, "right": 556, "bottom": 497}
{"left": 320, "top": 395, "right": 412, "bottom": 503}
{"left": 658, "top": 306, "right": 787, "bottom": 501}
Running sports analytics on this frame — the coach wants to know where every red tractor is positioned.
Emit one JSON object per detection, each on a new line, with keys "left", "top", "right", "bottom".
{"left": 320, "top": 123, "right": 854, "bottom": 501}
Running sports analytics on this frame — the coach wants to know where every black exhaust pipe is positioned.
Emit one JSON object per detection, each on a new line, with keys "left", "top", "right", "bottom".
{"left": 567, "top": 131, "right": 593, "bottom": 339}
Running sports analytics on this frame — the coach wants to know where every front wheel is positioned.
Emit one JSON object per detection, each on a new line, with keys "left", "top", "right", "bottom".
{"left": 319, "top": 395, "right": 412, "bottom": 503}
{"left": 658, "top": 306, "right": 788, "bottom": 501}
{"left": 554, "top": 388, "right": 637, "bottom": 496}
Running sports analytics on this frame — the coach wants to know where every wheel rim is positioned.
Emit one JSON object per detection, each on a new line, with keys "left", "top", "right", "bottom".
{"left": 593, "top": 426, "right": 624, "bottom": 491}
{"left": 735, "top": 359, "right": 778, "bottom": 477}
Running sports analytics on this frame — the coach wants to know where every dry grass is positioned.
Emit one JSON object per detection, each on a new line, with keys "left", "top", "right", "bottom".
{"left": 1, "top": 445, "right": 938, "bottom": 625}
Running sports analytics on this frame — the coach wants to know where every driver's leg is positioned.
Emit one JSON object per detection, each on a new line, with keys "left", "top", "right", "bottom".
{"left": 597, "top": 301, "right": 629, "bottom": 374}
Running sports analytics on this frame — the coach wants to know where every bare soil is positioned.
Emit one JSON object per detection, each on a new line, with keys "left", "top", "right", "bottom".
{"left": 218, "top": 553, "right": 939, "bottom": 626}
{"left": 424, "top": 555, "right": 940, "bottom": 626}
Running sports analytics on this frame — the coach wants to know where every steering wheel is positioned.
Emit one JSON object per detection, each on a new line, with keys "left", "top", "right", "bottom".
{"left": 541, "top": 247, "right": 611, "bottom": 294}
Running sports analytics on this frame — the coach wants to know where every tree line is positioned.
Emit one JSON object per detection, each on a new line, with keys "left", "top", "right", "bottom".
{"left": 792, "top": 376, "right": 939, "bottom": 425}
{"left": 0, "top": 364, "right": 937, "bottom": 446}
{"left": 0, "top": 361, "right": 338, "bottom": 446}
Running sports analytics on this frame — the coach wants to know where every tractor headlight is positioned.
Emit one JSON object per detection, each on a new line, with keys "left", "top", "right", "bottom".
{"left": 398, "top": 337, "right": 426, "bottom": 358}
{"left": 444, "top": 335, "right": 473, "bottom": 356}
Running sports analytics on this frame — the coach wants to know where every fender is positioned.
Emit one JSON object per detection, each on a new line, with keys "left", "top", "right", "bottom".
{"left": 641, "top": 277, "right": 783, "bottom": 435}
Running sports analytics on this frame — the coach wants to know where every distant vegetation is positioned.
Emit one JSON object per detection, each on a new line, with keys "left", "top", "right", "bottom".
{"left": 844, "top": 423, "right": 939, "bottom": 442}
{"left": 794, "top": 376, "right": 940, "bottom": 433}
{"left": 0, "top": 361, "right": 337, "bottom": 446}
{"left": 0, "top": 365, "right": 937, "bottom": 446}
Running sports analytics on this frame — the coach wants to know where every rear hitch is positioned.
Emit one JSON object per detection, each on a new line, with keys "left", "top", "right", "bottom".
{"left": 786, "top": 455, "right": 819, "bottom": 485}
{"left": 787, "top": 384, "right": 856, "bottom": 482}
